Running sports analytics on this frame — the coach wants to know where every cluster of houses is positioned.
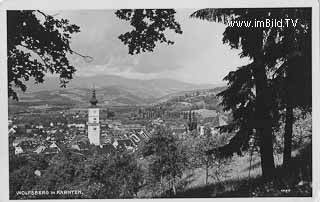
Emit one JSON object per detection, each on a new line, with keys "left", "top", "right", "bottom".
{"left": 69, "top": 126, "right": 152, "bottom": 154}
{"left": 11, "top": 135, "right": 62, "bottom": 156}
{"left": 9, "top": 117, "right": 152, "bottom": 156}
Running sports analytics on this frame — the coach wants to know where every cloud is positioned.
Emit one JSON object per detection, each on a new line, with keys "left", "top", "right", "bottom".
{"left": 57, "top": 9, "right": 250, "bottom": 84}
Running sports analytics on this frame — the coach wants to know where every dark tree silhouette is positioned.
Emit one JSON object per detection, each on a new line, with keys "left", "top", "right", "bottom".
{"left": 115, "top": 9, "right": 182, "bottom": 55}
{"left": 191, "top": 8, "right": 281, "bottom": 179}
{"left": 191, "top": 8, "right": 311, "bottom": 179}
{"left": 7, "top": 10, "right": 91, "bottom": 100}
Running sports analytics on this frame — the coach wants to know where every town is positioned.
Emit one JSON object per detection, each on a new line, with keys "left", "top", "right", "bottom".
{"left": 9, "top": 87, "right": 228, "bottom": 158}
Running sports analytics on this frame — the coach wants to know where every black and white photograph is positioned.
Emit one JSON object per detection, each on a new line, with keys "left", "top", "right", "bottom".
{"left": 1, "top": 0, "right": 319, "bottom": 200}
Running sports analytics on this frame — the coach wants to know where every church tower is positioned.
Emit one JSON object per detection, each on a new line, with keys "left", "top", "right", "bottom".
{"left": 88, "top": 88, "right": 100, "bottom": 145}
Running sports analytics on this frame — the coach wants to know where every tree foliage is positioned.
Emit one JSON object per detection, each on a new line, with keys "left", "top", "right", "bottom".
{"left": 84, "top": 151, "right": 142, "bottom": 198}
{"left": 7, "top": 10, "right": 86, "bottom": 100}
{"left": 194, "top": 127, "right": 232, "bottom": 184}
{"left": 9, "top": 152, "right": 50, "bottom": 199}
{"left": 274, "top": 109, "right": 312, "bottom": 154}
{"left": 10, "top": 148, "right": 143, "bottom": 199}
{"left": 115, "top": 9, "right": 182, "bottom": 55}
{"left": 31, "top": 150, "right": 86, "bottom": 199}
{"left": 141, "top": 126, "right": 187, "bottom": 195}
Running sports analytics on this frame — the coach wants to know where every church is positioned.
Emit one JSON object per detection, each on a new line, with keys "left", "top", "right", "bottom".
{"left": 87, "top": 88, "right": 101, "bottom": 146}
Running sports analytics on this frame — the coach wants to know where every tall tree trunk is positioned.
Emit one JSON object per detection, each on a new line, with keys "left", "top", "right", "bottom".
{"left": 205, "top": 159, "right": 209, "bottom": 184}
{"left": 172, "top": 180, "right": 176, "bottom": 195}
{"left": 283, "top": 67, "right": 294, "bottom": 168}
{"left": 252, "top": 32, "right": 275, "bottom": 180}
{"left": 254, "top": 64, "right": 275, "bottom": 180}
{"left": 283, "top": 104, "right": 293, "bottom": 167}
{"left": 160, "top": 175, "right": 163, "bottom": 194}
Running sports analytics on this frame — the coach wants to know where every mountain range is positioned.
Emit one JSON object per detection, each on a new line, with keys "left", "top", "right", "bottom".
{"left": 13, "top": 75, "right": 223, "bottom": 106}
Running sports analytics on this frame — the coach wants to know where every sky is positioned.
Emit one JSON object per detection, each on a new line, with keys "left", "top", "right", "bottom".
{"left": 56, "top": 9, "right": 250, "bottom": 85}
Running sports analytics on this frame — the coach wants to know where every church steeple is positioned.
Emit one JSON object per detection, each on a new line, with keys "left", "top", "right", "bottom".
{"left": 90, "top": 87, "right": 98, "bottom": 106}
{"left": 88, "top": 85, "right": 100, "bottom": 146}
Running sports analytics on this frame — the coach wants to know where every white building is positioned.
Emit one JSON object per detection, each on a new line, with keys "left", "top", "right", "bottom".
{"left": 15, "top": 146, "right": 24, "bottom": 155}
{"left": 88, "top": 88, "right": 101, "bottom": 146}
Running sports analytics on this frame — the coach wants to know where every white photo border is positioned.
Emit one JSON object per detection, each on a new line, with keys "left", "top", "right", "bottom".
{"left": 0, "top": 0, "right": 319, "bottom": 202}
